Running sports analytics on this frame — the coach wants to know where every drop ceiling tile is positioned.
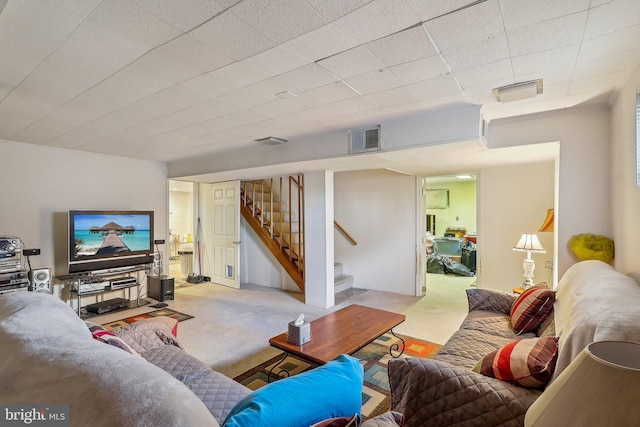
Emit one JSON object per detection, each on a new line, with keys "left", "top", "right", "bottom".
{"left": 511, "top": 45, "right": 580, "bottom": 76}
{"left": 364, "top": 87, "right": 419, "bottom": 107}
{"left": 579, "top": 24, "right": 640, "bottom": 62}
{"left": 250, "top": 99, "right": 299, "bottom": 118}
{"left": 190, "top": 10, "right": 276, "bottom": 60}
{"left": 241, "top": 47, "right": 310, "bottom": 77}
{"left": 441, "top": 32, "right": 509, "bottom": 70}
{"left": 405, "top": 74, "right": 462, "bottom": 101}
{"left": 318, "top": 46, "right": 385, "bottom": 79}
{"left": 156, "top": 34, "right": 234, "bottom": 74}
{"left": 404, "top": 0, "right": 474, "bottom": 21}
{"left": 366, "top": 26, "right": 438, "bottom": 67}
{"left": 454, "top": 59, "right": 513, "bottom": 88}
{"left": 281, "top": 24, "right": 359, "bottom": 62}
{"left": 329, "top": 96, "right": 376, "bottom": 115}
{"left": 345, "top": 69, "right": 403, "bottom": 95}
{"left": 332, "top": 0, "right": 419, "bottom": 44}
{"left": 418, "top": 93, "right": 469, "bottom": 111}
{"left": 304, "top": 0, "right": 373, "bottom": 22}
{"left": 180, "top": 62, "right": 271, "bottom": 97}
{"left": 0, "top": 0, "right": 83, "bottom": 85}
{"left": 278, "top": 64, "right": 337, "bottom": 91}
{"left": 113, "top": 50, "right": 201, "bottom": 97}
{"left": 219, "top": 78, "right": 292, "bottom": 109}
{"left": 425, "top": 0, "right": 503, "bottom": 50}
{"left": 584, "top": 0, "right": 640, "bottom": 40}
{"left": 573, "top": 50, "right": 636, "bottom": 80}
{"left": 306, "top": 81, "right": 361, "bottom": 103}
{"left": 500, "top": 0, "right": 590, "bottom": 30}
{"left": 134, "top": 0, "right": 225, "bottom": 32}
{"left": 568, "top": 71, "right": 625, "bottom": 95}
{"left": 463, "top": 77, "right": 514, "bottom": 105}
{"left": 40, "top": 0, "right": 102, "bottom": 19}
{"left": 389, "top": 56, "right": 450, "bottom": 85}
{"left": 515, "top": 68, "right": 573, "bottom": 86}
{"left": 507, "top": 12, "right": 588, "bottom": 57}
{"left": 83, "top": 0, "right": 182, "bottom": 49}
{"left": 230, "top": 0, "right": 326, "bottom": 44}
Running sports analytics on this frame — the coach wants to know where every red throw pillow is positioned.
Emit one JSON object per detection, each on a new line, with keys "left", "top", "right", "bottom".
{"left": 473, "top": 337, "right": 559, "bottom": 388}
{"left": 510, "top": 287, "right": 555, "bottom": 334}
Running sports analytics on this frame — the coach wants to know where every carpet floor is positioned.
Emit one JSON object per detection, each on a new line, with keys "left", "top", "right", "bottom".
{"left": 233, "top": 332, "right": 441, "bottom": 420}
{"left": 101, "top": 308, "right": 194, "bottom": 330}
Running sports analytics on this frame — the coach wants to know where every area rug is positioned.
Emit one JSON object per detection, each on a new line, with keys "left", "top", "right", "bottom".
{"left": 101, "top": 308, "right": 194, "bottom": 331}
{"left": 233, "top": 332, "right": 442, "bottom": 420}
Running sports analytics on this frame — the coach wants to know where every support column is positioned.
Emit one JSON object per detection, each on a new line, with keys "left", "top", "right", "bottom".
{"left": 304, "top": 170, "right": 334, "bottom": 308}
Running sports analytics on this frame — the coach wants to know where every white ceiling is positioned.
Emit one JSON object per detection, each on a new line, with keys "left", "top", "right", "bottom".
{"left": 1, "top": 0, "right": 639, "bottom": 175}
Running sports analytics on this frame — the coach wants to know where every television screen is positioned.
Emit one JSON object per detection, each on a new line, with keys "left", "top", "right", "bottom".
{"left": 69, "top": 210, "right": 154, "bottom": 273}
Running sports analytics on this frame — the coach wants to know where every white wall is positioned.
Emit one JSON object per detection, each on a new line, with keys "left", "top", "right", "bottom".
{"left": 334, "top": 169, "right": 416, "bottom": 295}
{"left": 168, "top": 104, "right": 481, "bottom": 179}
{"left": 610, "top": 62, "right": 640, "bottom": 283}
{"left": 239, "top": 219, "right": 298, "bottom": 291}
{"left": 477, "top": 162, "right": 555, "bottom": 292}
{"left": 487, "top": 106, "right": 611, "bottom": 279}
{"left": 1, "top": 139, "right": 167, "bottom": 299}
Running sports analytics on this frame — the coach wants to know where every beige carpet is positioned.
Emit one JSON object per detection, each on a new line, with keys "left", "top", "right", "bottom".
{"left": 91, "top": 264, "right": 473, "bottom": 378}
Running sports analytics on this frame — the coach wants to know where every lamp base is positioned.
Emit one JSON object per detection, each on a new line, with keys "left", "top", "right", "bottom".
{"left": 522, "top": 258, "right": 536, "bottom": 288}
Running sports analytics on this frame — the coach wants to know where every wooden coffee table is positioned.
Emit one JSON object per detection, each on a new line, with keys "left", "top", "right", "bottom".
{"left": 268, "top": 304, "right": 406, "bottom": 379}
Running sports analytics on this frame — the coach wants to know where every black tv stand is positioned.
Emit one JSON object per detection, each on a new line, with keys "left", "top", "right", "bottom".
{"left": 56, "top": 264, "right": 150, "bottom": 318}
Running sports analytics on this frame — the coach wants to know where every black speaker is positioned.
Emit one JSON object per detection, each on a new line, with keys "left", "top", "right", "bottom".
{"left": 29, "top": 268, "right": 52, "bottom": 293}
{"left": 148, "top": 275, "right": 174, "bottom": 302}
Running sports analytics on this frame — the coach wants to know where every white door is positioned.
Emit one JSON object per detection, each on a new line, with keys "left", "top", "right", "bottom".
{"left": 211, "top": 181, "right": 240, "bottom": 288}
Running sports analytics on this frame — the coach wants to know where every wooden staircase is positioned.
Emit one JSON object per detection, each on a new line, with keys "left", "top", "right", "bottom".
{"left": 240, "top": 176, "right": 305, "bottom": 292}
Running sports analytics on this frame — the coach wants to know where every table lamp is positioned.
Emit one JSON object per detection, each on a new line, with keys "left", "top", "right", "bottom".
{"left": 525, "top": 341, "right": 640, "bottom": 426}
{"left": 513, "top": 233, "right": 546, "bottom": 287}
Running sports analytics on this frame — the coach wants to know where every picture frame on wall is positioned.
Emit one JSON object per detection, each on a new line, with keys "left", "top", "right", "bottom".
{"left": 426, "top": 189, "right": 449, "bottom": 209}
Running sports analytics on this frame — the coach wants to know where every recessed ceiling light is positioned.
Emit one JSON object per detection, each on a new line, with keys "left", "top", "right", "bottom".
{"left": 493, "top": 79, "right": 543, "bottom": 103}
{"left": 254, "top": 136, "right": 288, "bottom": 145}
{"left": 456, "top": 174, "right": 473, "bottom": 180}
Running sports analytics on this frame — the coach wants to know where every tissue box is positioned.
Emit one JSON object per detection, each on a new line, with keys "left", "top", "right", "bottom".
{"left": 287, "top": 321, "right": 311, "bottom": 345}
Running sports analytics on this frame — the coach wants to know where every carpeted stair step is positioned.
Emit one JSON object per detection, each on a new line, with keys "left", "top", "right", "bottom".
{"left": 334, "top": 263, "right": 344, "bottom": 278}
{"left": 334, "top": 273, "right": 354, "bottom": 293}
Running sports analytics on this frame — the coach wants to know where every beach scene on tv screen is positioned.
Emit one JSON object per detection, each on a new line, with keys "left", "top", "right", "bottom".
{"left": 73, "top": 214, "right": 151, "bottom": 256}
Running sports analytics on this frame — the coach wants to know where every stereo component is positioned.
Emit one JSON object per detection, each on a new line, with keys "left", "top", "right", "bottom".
{"left": 110, "top": 277, "right": 137, "bottom": 290}
{"left": 148, "top": 275, "right": 174, "bottom": 302}
{"left": 28, "top": 268, "right": 52, "bottom": 293}
{"left": 85, "top": 298, "right": 129, "bottom": 314}
{"left": 152, "top": 251, "right": 163, "bottom": 276}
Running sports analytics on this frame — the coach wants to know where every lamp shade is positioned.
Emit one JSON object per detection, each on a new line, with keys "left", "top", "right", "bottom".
{"left": 513, "top": 233, "right": 546, "bottom": 253}
{"left": 538, "top": 209, "right": 554, "bottom": 232}
{"left": 525, "top": 341, "right": 640, "bottom": 426}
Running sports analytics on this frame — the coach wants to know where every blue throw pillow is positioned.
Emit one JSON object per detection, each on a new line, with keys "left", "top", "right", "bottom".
{"left": 223, "top": 354, "right": 364, "bottom": 427}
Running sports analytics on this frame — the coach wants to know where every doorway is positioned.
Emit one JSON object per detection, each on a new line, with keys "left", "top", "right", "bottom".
{"left": 168, "top": 180, "right": 195, "bottom": 282}
{"left": 421, "top": 174, "right": 477, "bottom": 295}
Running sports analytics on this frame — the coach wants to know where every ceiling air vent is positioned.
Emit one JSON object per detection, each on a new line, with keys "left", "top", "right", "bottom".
{"left": 349, "top": 125, "right": 381, "bottom": 153}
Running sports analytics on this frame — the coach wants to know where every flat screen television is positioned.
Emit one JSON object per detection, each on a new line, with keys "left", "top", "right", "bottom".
{"left": 68, "top": 210, "right": 154, "bottom": 274}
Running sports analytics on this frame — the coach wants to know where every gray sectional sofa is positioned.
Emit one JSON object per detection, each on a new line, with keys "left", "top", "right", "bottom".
{"left": 0, "top": 292, "right": 250, "bottom": 426}
{"left": 388, "top": 260, "right": 640, "bottom": 427}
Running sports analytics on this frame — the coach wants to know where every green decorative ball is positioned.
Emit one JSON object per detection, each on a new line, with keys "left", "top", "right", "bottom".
{"left": 568, "top": 233, "right": 614, "bottom": 263}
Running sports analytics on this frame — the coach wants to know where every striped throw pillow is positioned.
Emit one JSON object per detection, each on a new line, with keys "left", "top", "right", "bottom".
{"left": 510, "top": 287, "right": 555, "bottom": 334}
{"left": 473, "top": 337, "right": 559, "bottom": 388}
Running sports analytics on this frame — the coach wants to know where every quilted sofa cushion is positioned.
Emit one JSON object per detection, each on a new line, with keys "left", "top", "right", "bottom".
{"left": 143, "top": 344, "right": 251, "bottom": 423}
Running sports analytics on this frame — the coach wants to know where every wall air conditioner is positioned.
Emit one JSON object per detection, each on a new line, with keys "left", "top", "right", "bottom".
{"left": 348, "top": 125, "right": 381, "bottom": 153}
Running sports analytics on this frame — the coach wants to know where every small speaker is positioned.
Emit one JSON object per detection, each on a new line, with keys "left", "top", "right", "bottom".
{"left": 152, "top": 251, "right": 163, "bottom": 276}
{"left": 148, "top": 275, "right": 174, "bottom": 302}
{"left": 29, "top": 268, "right": 52, "bottom": 294}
